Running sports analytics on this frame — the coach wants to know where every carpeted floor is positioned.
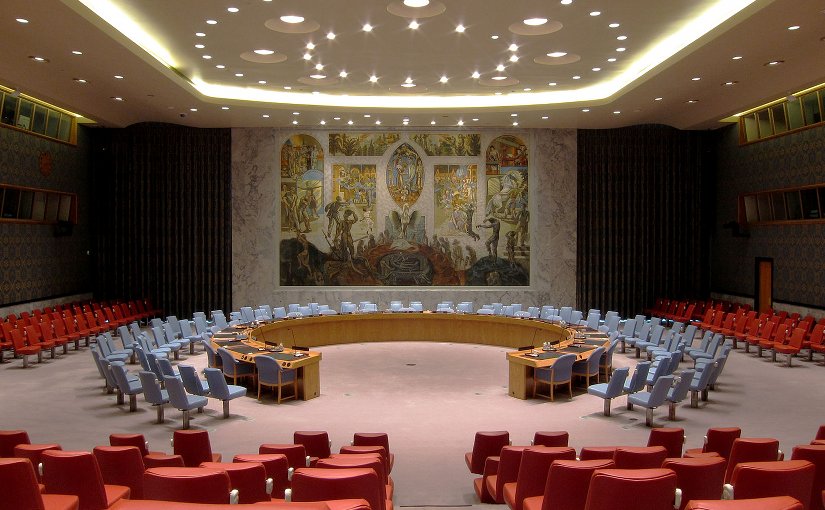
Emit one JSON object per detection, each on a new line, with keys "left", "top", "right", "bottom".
{"left": 2, "top": 332, "right": 824, "bottom": 507}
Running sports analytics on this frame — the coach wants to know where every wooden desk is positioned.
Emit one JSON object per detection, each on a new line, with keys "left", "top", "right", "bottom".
{"left": 506, "top": 331, "right": 611, "bottom": 399}
{"left": 211, "top": 332, "right": 322, "bottom": 400}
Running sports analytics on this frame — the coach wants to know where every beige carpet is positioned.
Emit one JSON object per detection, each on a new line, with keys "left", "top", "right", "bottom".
{"left": 2, "top": 335, "right": 824, "bottom": 506}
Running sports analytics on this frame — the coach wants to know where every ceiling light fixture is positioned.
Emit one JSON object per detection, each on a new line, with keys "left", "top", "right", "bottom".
{"left": 560, "top": 0, "right": 572, "bottom": 5}
{"left": 284, "top": 86, "right": 292, "bottom": 90}
{"left": 320, "top": 120, "right": 326, "bottom": 125}
{"left": 510, "top": 113, "right": 518, "bottom": 117}
{"left": 590, "top": 11, "right": 601, "bottom": 16}
{"left": 654, "top": 97, "right": 663, "bottom": 101}
{"left": 491, "top": 35, "right": 499, "bottom": 39}
{"left": 302, "top": 53, "right": 312, "bottom": 60}
{"left": 404, "top": 0, "right": 430, "bottom": 7}
{"left": 217, "top": 65, "right": 226, "bottom": 69}
{"left": 723, "top": 80, "right": 738, "bottom": 86}
{"left": 512, "top": 122, "right": 518, "bottom": 126}
{"left": 315, "top": 63, "right": 324, "bottom": 70}
{"left": 29, "top": 56, "right": 49, "bottom": 62}
{"left": 509, "top": 55, "right": 519, "bottom": 62}
{"left": 326, "top": 31, "right": 335, "bottom": 39}
{"left": 195, "top": 32, "right": 206, "bottom": 37}
{"left": 111, "top": 96, "right": 123, "bottom": 101}
{"left": 202, "top": 55, "right": 212, "bottom": 59}
{"left": 333, "top": 117, "right": 341, "bottom": 120}
{"left": 190, "top": 108, "right": 198, "bottom": 112}
{"left": 375, "top": 120, "right": 381, "bottom": 125}
{"left": 509, "top": 44, "right": 519, "bottom": 52}
{"left": 339, "top": 71, "right": 348, "bottom": 78}
{"left": 292, "top": 120, "right": 298, "bottom": 125}
{"left": 542, "top": 116, "right": 549, "bottom": 119}
{"left": 548, "top": 82, "right": 557, "bottom": 86}
{"left": 524, "top": 88, "right": 531, "bottom": 91}
{"left": 16, "top": 18, "right": 29, "bottom": 23}
{"left": 787, "top": 25, "right": 800, "bottom": 30}
{"left": 254, "top": 49, "right": 274, "bottom": 55}
{"left": 547, "top": 51, "right": 567, "bottom": 57}
{"left": 471, "top": 71, "right": 480, "bottom": 79}
{"left": 523, "top": 18, "right": 548, "bottom": 26}
{"left": 457, "top": 120, "right": 464, "bottom": 125}
{"left": 592, "top": 67, "right": 601, "bottom": 71}
{"left": 258, "top": 80, "right": 266, "bottom": 84}
{"left": 686, "top": 100, "right": 698, "bottom": 103}
{"left": 616, "top": 47, "right": 626, "bottom": 52}
{"left": 572, "top": 75, "right": 581, "bottom": 79}
{"left": 195, "top": 44, "right": 205, "bottom": 48}
{"left": 262, "top": 114, "right": 270, "bottom": 118}
{"left": 206, "top": 19, "right": 217, "bottom": 25}
{"left": 732, "top": 55, "right": 743, "bottom": 60}
{"left": 409, "top": 21, "right": 420, "bottom": 29}
{"left": 431, "top": 120, "right": 436, "bottom": 125}
{"left": 369, "top": 75, "right": 378, "bottom": 83}
{"left": 491, "top": 76, "right": 507, "bottom": 80}
{"left": 280, "top": 15, "right": 304, "bottom": 24}
{"left": 363, "top": 114, "right": 371, "bottom": 118}
{"left": 306, "top": 42, "right": 315, "bottom": 50}
{"left": 440, "top": 76, "right": 448, "bottom": 83}
{"left": 114, "top": 75, "right": 124, "bottom": 79}
{"left": 496, "top": 64, "right": 505, "bottom": 71}
{"left": 456, "top": 24, "right": 465, "bottom": 33}
{"left": 609, "top": 23, "right": 620, "bottom": 28}
{"left": 764, "top": 60, "right": 784, "bottom": 66}
{"left": 617, "top": 35, "right": 627, "bottom": 40}
{"left": 691, "top": 76, "right": 701, "bottom": 81}
{"left": 310, "top": 74, "right": 326, "bottom": 79}
{"left": 221, "top": 106, "right": 229, "bottom": 109}
{"left": 607, "top": 57, "right": 617, "bottom": 62}
{"left": 363, "top": 23, "right": 373, "bottom": 32}
{"left": 227, "top": 7, "right": 239, "bottom": 13}
{"left": 613, "top": 110, "right": 621, "bottom": 114}
{"left": 235, "top": 73, "right": 244, "bottom": 77}
{"left": 72, "top": 50, "right": 83, "bottom": 55}
{"left": 73, "top": 78, "right": 87, "bottom": 83}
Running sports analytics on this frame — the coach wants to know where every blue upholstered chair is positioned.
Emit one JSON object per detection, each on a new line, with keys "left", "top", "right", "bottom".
{"left": 533, "top": 353, "right": 576, "bottom": 401}
{"left": 211, "top": 310, "right": 229, "bottom": 329}
{"left": 273, "top": 307, "right": 287, "bottom": 319}
{"left": 254, "top": 355, "right": 298, "bottom": 403}
{"left": 201, "top": 339, "right": 222, "bottom": 369}
{"left": 689, "top": 361, "right": 717, "bottom": 407}
{"left": 665, "top": 369, "right": 695, "bottom": 420}
{"left": 599, "top": 334, "right": 620, "bottom": 380}
{"left": 164, "top": 323, "right": 191, "bottom": 354}
{"left": 96, "top": 335, "right": 130, "bottom": 363}
{"left": 178, "top": 319, "right": 203, "bottom": 351}
{"left": 179, "top": 364, "right": 210, "bottom": 396}
{"left": 628, "top": 375, "right": 675, "bottom": 426}
{"left": 635, "top": 325, "right": 666, "bottom": 357}
{"left": 624, "top": 322, "right": 651, "bottom": 353}
{"left": 587, "top": 366, "right": 629, "bottom": 416}
{"left": 110, "top": 361, "right": 143, "bottom": 412}
{"left": 573, "top": 346, "right": 605, "bottom": 386}
{"left": 217, "top": 347, "right": 256, "bottom": 385}
{"left": 689, "top": 334, "right": 725, "bottom": 365}
{"left": 152, "top": 326, "right": 181, "bottom": 360}
{"left": 623, "top": 361, "right": 651, "bottom": 410}
{"left": 645, "top": 355, "right": 672, "bottom": 388}
{"left": 570, "top": 310, "right": 583, "bottom": 324}
{"left": 164, "top": 375, "right": 208, "bottom": 429}
{"left": 156, "top": 357, "right": 181, "bottom": 381}
{"left": 240, "top": 306, "right": 256, "bottom": 323}
{"left": 204, "top": 367, "right": 247, "bottom": 418}
{"left": 138, "top": 371, "right": 168, "bottom": 423}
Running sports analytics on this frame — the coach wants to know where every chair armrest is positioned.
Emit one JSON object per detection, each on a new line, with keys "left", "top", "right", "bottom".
{"left": 674, "top": 488, "right": 682, "bottom": 509}
{"left": 778, "top": 449, "right": 784, "bottom": 460}
{"left": 722, "top": 484, "right": 734, "bottom": 500}
{"left": 38, "top": 462, "right": 43, "bottom": 478}
{"left": 306, "top": 455, "right": 312, "bottom": 467}
{"left": 285, "top": 488, "right": 292, "bottom": 502}
{"left": 288, "top": 467, "right": 294, "bottom": 481}
{"left": 266, "top": 477, "right": 273, "bottom": 495}
{"left": 482, "top": 456, "right": 500, "bottom": 477}
{"left": 229, "top": 489, "right": 239, "bottom": 504}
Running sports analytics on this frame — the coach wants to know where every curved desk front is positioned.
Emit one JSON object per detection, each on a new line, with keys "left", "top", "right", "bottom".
{"left": 217, "top": 313, "right": 609, "bottom": 400}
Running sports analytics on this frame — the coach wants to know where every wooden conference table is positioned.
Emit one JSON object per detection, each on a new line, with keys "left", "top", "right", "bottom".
{"left": 212, "top": 313, "right": 609, "bottom": 401}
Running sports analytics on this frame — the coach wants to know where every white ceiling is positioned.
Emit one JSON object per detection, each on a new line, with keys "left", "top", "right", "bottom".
{"left": 2, "top": 0, "right": 824, "bottom": 130}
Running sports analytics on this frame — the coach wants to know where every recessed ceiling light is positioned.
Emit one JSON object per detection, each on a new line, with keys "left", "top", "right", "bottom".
{"left": 608, "top": 23, "right": 620, "bottom": 28}
{"left": 235, "top": 73, "right": 244, "bottom": 77}
{"left": 111, "top": 96, "right": 124, "bottom": 101}
{"left": 617, "top": 35, "right": 627, "bottom": 40}
{"left": 402, "top": 120, "right": 409, "bottom": 125}
{"left": 494, "top": 92, "right": 502, "bottom": 95}
{"left": 206, "top": 19, "right": 218, "bottom": 25}
{"left": 221, "top": 106, "right": 229, "bottom": 109}
{"left": 457, "top": 120, "right": 464, "bottom": 125}
{"left": 339, "top": 71, "right": 348, "bottom": 78}
{"left": 333, "top": 117, "right": 341, "bottom": 120}
{"left": 262, "top": 114, "right": 270, "bottom": 118}
{"left": 369, "top": 75, "right": 378, "bottom": 83}
{"left": 491, "top": 76, "right": 507, "bottom": 81}
{"left": 195, "top": 44, "right": 205, "bottom": 49}
{"left": 375, "top": 120, "right": 381, "bottom": 125}
{"left": 732, "top": 55, "right": 743, "bottom": 60}
{"left": 326, "top": 32, "right": 336, "bottom": 40}
{"left": 547, "top": 51, "right": 567, "bottom": 58}
{"left": 431, "top": 120, "right": 436, "bottom": 125}
{"left": 216, "top": 64, "right": 226, "bottom": 69}
{"left": 280, "top": 15, "right": 304, "bottom": 24}
{"left": 306, "top": 42, "right": 315, "bottom": 50}
{"left": 347, "top": 120, "right": 354, "bottom": 125}
{"left": 723, "top": 81, "right": 738, "bottom": 86}
{"left": 572, "top": 75, "right": 581, "bottom": 79}
{"left": 254, "top": 49, "right": 275, "bottom": 55}
{"left": 541, "top": 116, "right": 549, "bottom": 119}
{"left": 607, "top": 57, "right": 617, "bottom": 62}
{"left": 284, "top": 86, "right": 292, "bottom": 90}
{"left": 73, "top": 78, "right": 87, "bottom": 83}
{"left": 114, "top": 75, "right": 124, "bottom": 79}
{"left": 227, "top": 7, "right": 239, "bottom": 13}
{"left": 590, "top": 11, "right": 601, "bottom": 16}
{"left": 616, "top": 47, "right": 626, "bottom": 52}
{"left": 456, "top": 24, "right": 465, "bottom": 33}
{"left": 315, "top": 63, "right": 324, "bottom": 70}
{"left": 405, "top": 77, "right": 413, "bottom": 84}
{"left": 303, "top": 53, "right": 312, "bottom": 60}
{"left": 686, "top": 100, "right": 698, "bottom": 104}
{"left": 363, "top": 114, "right": 371, "bottom": 118}
{"left": 471, "top": 71, "right": 481, "bottom": 79}
{"left": 560, "top": 0, "right": 572, "bottom": 4}
{"left": 691, "top": 77, "right": 701, "bottom": 81}
{"left": 29, "top": 56, "right": 49, "bottom": 62}
{"left": 491, "top": 35, "right": 499, "bottom": 40}
{"left": 654, "top": 97, "right": 663, "bottom": 101}
{"left": 293, "top": 112, "right": 300, "bottom": 115}
{"left": 509, "top": 55, "right": 519, "bottom": 62}
{"left": 409, "top": 21, "right": 420, "bottom": 29}
{"left": 292, "top": 120, "right": 298, "bottom": 125}
{"left": 472, "top": 118, "right": 479, "bottom": 121}
{"left": 788, "top": 25, "right": 800, "bottom": 30}
{"left": 202, "top": 55, "right": 212, "bottom": 59}
{"left": 190, "top": 108, "right": 198, "bottom": 112}
{"left": 404, "top": 0, "right": 430, "bottom": 6}
{"left": 523, "top": 18, "right": 548, "bottom": 26}
{"left": 195, "top": 32, "right": 206, "bottom": 37}
{"left": 16, "top": 18, "right": 29, "bottom": 23}
{"left": 496, "top": 64, "right": 505, "bottom": 71}
{"left": 764, "top": 60, "right": 784, "bottom": 66}
{"left": 320, "top": 120, "right": 326, "bottom": 125}
{"left": 548, "top": 82, "right": 557, "bottom": 86}
{"left": 258, "top": 80, "right": 266, "bottom": 84}
{"left": 363, "top": 23, "right": 373, "bottom": 32}
{"left": 72, "top": 50, "right": 83, "bottom": 55}
{"left": 523, "top": 88, "right": 531, "bottom": 91}
{"left": 510, "top": 113, "right": 518, "bottom": 117}
{"left": 440, "top": 76, "right": 448, "bottom": 83}
{"left": 512, "top": 122, "right": 518, "bottom": 126}
{"left": 508, "top": 44, "right": 519, "bottom": 52}
{"left": 310, "top": 74, "right": 326, "bottom": 79}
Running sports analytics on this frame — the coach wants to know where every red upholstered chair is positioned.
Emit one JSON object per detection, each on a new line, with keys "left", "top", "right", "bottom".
{"left": 648, "top": 428, "right": 685, "bottom": 458}
{"left": 295, "top": 431, "right": 332, "bottom": 464}
{"left": 41, "top": 450, "right": 130, "bottom": 510}
{"left": 815, "top": 426, "right": 825, "bottom": 442}
{"left": 172, "top": 430, "right": 222, "bottom": 467}
{"left": 478, "top": 446, "right": 527, "bottom": 504}
{"left": 201, "top": 461, "right": 271, "bottom": 504}
{"left": 143, "top": 467, "right": 236, "bottom": 504}
{"left": 502, "top": 446, "right": 577, "bottom": 510}
{"left": 234, "top": 453, "right": 290, "bottom": 498}
{"left": 583, "top": 468, "right": 678, "bottom": 510}
{"left": 353, "top": 433, "right": 394, "bottom": 471}
{"left": 0, "top": 429, "right": 31, "bottom": 457}
{"left": 97, "top": 501, "right": 362, "bottom": 510}
{"left": 685, "top": 427, "right": 742, "bottom": 460}
{"left": 725, "top": 460, "right": 814, "bottom": 508}
{"left": 578, "top": 446, "right": 618, "bottom": 461}
{"left": 684, "top": 497, "right": 803, "bottom": 510}
{"left": 339, "top": 445, "right": 389, "bottom": 475}
{"left": 724, "top": 438, "right": 781, "bottom": 483}
{"left": 260, "top": 443, "right": 311, "bottom": 468}
{"left": 290, "top": 467, "right": 390, "bottom": 510}
{"left": 10, "top": 328, "right": 42, "bottom": 367}
{"left": 532, "top": 431, "right": 569, "bottom": 447}
{"left": 791, "top": 444, "right": 825, "bottom": 510}
{"left": 0, "top": 457, "right": 80, "bottom": 510}
{"left": 663, "top": 456, "right": 727, "bottom": 510}
{"left": 92, "top": 446, "right": 146, "bottom": 499}
{"left": 143, "top": 454, "right": 185, "bottom": 468}
{"left": 14, "top": 443, "right": 62, "bottom": 481}
{"left": 613, "top": 446, "right": 669, "bottom": 469}
{"left": 109, "top": 433, "right": 164, "bottom": 459}
{"left": 523, "top": 459, "right": 614, "bottom": 510}
{"left": 466, "top": 431, "right": 510, "bottom": 475}
{"left": 318, "top": 454, "right": 393, "bottom": 500}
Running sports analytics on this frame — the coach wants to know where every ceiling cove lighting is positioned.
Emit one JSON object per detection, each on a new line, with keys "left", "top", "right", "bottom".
{"left": 404, "top": 0, "right": 430, "bottom": 6}
{"left": 523, "top": 18, "right": 547, "bottom": 26}
{"left": 280, "top": 15, "right": 304, "bottom": 23}
{"left": 83, "top": 0, "right": 759, "bottom": 110}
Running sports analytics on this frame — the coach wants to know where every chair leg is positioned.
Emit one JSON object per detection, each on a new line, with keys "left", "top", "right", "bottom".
{"left": 223, "top": 400, "right": 230, "bottom": 418}
{"left": 116, "top": 389, "right": 125, "bottom": 405}
{"left": 156, "top": 404, "right": 165, "bottom": 424}
{"left": 771, "top": 351, "right": 777, "bottom": 362}
{"left": 603, "top": 398, "right": 612, "bottom": 416}
{"left": 645, "top": 408, "right": 654, "bottom": 427}
{"left": 787, "top": 354, "right": 793, "bottom": 368}
{"left": 22, "top": 354, "right": 29, "bottom": 368}
{"left": 690, "top": 390, "right": 698, "bottom": 408}
{"left": 627, "top": 397, "right": 634, "bottom": 410}
{"left": 129, "top": 394, "right": 137, "bottom": 412}
{"left": 668, "top": 402, "right": 676, "bottom": 421}
{"left": 182, "top": 409, "right": 191, "bottom": 429}
{"left": 37, "top": 351, "right": 43, "bottom": 363}
{"left": 190, "top": 343, "right": 195, "bottom": 355}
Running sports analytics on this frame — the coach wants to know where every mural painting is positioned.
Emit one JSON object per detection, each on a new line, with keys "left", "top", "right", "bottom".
{"left": 279, "top": 133, "right": 530, "bottom": 287}
{"left": 411, "top": 133, "right": 482, "bottom": 156}
{"left": 329, "top": 132, "right": 400, "bottom": 156}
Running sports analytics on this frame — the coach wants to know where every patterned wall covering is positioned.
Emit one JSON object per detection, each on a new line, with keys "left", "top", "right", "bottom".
{"left": 0, "top": 126, "right": 91, "bottom": 306}
{"left": 232, "top": 128, "right": 576, "bottom": 309}
{"left": 713, "top": 123, "right": 825, "bottom": 307}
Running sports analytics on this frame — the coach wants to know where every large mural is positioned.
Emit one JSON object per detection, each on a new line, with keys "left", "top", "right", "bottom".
{"left": 279, "top": 133, "right": 530, "bottom": 287}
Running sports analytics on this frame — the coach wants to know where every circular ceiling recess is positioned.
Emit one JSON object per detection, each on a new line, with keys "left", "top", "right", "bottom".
{"left": 508, "top": 20, "right": 563, "bottom": 36}
{"left": 386, "top": 1, "right": 446, "bottom": 19}
{"left": 534, "top": 53, "right": 581, "bottom": 65}
{"left": 240, "top": 51, "right": 288, "bottom": 64}
{"left": 478, "top": 76, "right": 520, "bottom": 87}
{"left": 297, "top": 76, "right": 340, "bottom": 86}
{"left": 265, "top": 17, "right": 321, "bottom": 34}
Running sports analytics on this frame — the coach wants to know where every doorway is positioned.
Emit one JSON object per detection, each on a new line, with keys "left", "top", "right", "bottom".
{"left": 754, "top": 257, "right": 773, "bottom": 313}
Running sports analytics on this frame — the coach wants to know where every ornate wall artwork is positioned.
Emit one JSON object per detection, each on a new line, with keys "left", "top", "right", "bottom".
{"left": 434, "top": 164, "right": 481, "bottom": 272}
{"left": 328, "top": 133, "right": 400, "bottom": 156}
{"left": 472, "top": 135, "right": 530, "bottom": 286}
{"left": 330, "top": 163, "right": 377, "bottom": 258}
{"left": 410, "top": 133, "right": 482, "bottom": 156}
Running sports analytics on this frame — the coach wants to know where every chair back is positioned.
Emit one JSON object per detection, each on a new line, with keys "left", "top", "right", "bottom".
{"left": 647, "top": 428, "right": 684, "bottom": 458}
{"left": 217, "top": 347, "right": 241, "bottom": 376}
{"left": 620, "top": 319, "right": 637, "bottom": 337}
{"left": 0, "top": 430, "right": 31, "bottom": 457}
{"left": 233, "top": 453, "right": 289, "bottom": 496}
{"left": 156, "top": 357, "right": 177, "bottom": 379}
{"left": 291, "top": 467, "right": 385, "bottom": 510}
{"left": 467, "top": 431, "right": 510, "bottom": 474}
{"left": 511, "top": 447, "right": 577, "bottom": 510}
{"left": 109, "top": 434, "right": 150, "bottom": 456}
{"left": 200, "top": 461, "right": 270, "bottom": 503}
{"left": 93, "top": 446, "right": 145, "bottom": 499}
{"left": 542, "top": 459, "right": 614, "bottom": 510}
{"left": 295, "top": 430, "right": 332, "bottom": 459}
{"left": 173, "top": 430, "right": 216, "bottom": 467}
{"left": 204, "top": 367, "right": 232, "bottom": 399}
{"left": 143, "top": 466, "right": 232, "bottom": 503}
{"left": 662, "top": 456, "right": 727, "bottom": 510}
{"left": 583, "top": 346, "right": 604, "bottom": 375}
{"left": 667, "top": 370, "right": 695, "bottom": 403}
{"left": 532, "top": 431, "right": 569, "bottom": 447}
{"left": 646, "top": 357, "right": 672, "bottom": 386}
{"left": 725, "top": 438, "right": 781, "bottom": 482}
{"left": 254, "top": 354, "right": 283, "bottom": 384}
{"left": 790, "top": 444, "right": 825, "bottom": 510}
{"left": 179, "top": 364, "right": 208, "bottom": 395}
{"left": 548, "top": 353, "right": 577, "bottom": 382}
{"left": 318, "top": 454, "right": 388, "bottom": 491}
{"left": 624, "top": 361, "right": 651, "bottom": 393}
{"left": 201, "top": 339, "right": 221, "bottom": 368}
{"left": 603, "top": 367, "right": 629, "bottom": 398}
{"left": 193, "top": 316, "right": 210, "bottom": 335}
{"left": 584, "top": 468, "right": 677, "bottom": 510}
{"left": 704, "top": 427, "right": 741, "bottom": 458}
{"left": 353, "top": 433, "right": 392, "bottom": 457}
{"left": 730, "top": 460, "right": 814, "bottom": 508}
{"left": 613, "top": 446, "right": 669, "bottom": 469}
{"left": 42, "top": 450, "right": 110, "bottom": 510}
{"left": 164, "top": 376, "right": 201, "bottom": 411}
{"left": 646, "top": 375, "right": 675, "bottom": 407}
{"left": 110, "top": 361, "right": 140, "bottom": 394}
{"left": 259, "top": 444, "right": 309, "bottom": 468}
{"left": 178, "top": 319, "right": 196, "bottom": 338}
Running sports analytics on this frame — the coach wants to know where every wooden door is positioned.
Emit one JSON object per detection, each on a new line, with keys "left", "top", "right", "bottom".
{"left": 754, "top": 258, "right": 773, "bottom": 313}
